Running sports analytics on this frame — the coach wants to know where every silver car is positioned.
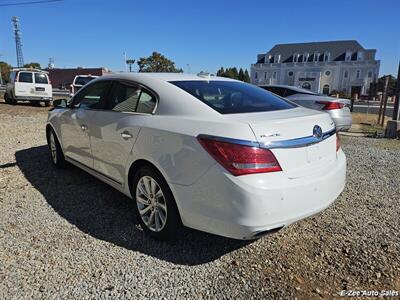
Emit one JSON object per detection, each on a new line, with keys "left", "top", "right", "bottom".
{"left": 261, "top": 85, "right": 352, "bottom": 131}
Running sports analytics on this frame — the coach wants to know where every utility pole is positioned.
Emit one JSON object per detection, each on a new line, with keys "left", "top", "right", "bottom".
{"left": 12, "top": 17, "right": 24, "bottom": 68}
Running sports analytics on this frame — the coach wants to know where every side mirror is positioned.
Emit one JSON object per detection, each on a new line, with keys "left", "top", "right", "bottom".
{"left": 53, "top": 98, "right": 68, "bottom": 108}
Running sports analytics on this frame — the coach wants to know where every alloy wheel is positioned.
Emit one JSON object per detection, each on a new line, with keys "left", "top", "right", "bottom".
{"left": 135, "top": 176, "right": 167, "bottom": 232}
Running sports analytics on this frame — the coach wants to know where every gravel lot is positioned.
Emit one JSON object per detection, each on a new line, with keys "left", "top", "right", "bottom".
{"left": 0, "top": 101, "right": 399, "bottom": 299}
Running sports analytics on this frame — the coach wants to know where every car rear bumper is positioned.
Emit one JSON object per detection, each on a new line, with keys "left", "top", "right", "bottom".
{"left": 328, "top": 108, "right": 352, "bottom": 131}
{"left": 171, "top": 149, "right": 346, "bottom": 240}
{"left": 14, "top": 95, "right": 52, "bottom": 101}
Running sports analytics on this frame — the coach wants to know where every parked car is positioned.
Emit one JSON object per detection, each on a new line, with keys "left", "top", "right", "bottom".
{"left": 47, "top": 73, "right": 346, "bottom": 240}
{"left": 70, "top": 75, "right": 98, "bottom": 95}
{"left": 260, "top": 85, "right": 352, "bottom": 131}
{"left": 4, "top": 68, "right": 52, "bottom": 106}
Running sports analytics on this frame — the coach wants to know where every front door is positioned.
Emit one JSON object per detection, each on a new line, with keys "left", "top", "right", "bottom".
{"left": 61, "top": 80, "right": 112, "bottom": 168}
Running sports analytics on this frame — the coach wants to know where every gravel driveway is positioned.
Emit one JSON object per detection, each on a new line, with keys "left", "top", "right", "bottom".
{"left": 0, "top": 101, "right": 399, "bottom": 299}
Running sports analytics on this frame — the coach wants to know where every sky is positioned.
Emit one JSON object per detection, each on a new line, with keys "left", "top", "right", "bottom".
{"left": 0, "top": 0, "right": 399, "bottom": 76}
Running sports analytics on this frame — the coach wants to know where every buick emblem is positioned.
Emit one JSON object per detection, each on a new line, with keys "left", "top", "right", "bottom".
{"left": 313, "top": 125, "right": 323, "bottom": 140}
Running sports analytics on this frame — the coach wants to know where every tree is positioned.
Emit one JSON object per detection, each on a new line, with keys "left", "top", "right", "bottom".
{"left": 377, "top": 75, "right": 397, "bottom": 97}
{"left": 244, "top": 69, "right": 250, "bottom": 83}
{"left": 216, "top": 66, "right": 250, "bottom": 82}
{"left": 126, "top": 59, "right": 135, "bottom": 72}
{"left": 137, "top": 52, "right": 182, "bottom": 73}
{"left": 23, "top": 62, "right": 41, "bottom": 69}
{"left": 238, "top": 68, "right": 245, "bottom": 81}
{"left": 0, "top": 61, "right": 12, "bottom": 84}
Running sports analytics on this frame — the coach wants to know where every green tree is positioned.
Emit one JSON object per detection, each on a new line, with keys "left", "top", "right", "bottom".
{"left": 238, "top": 68, "right": 245, "bottom": 81}
{"left": 23, "top": 62, "right": 41, "bottom": 69}
{"left": 0, "top": 61, "right": 12, "bottom": 84}
{"left": 244, "top": 69, "right": 250, "bottom": 83}
{"left": 126, "top": 59, "right": 135, "bottom": 72}
{"left": 377, "top": 75, "right": 397, "bottom": 96}
{"left": 137, "top": 52, "right": 183, "bottom": 73}
{"left": 216, "top": 67, "right": 225, "bottom": 77}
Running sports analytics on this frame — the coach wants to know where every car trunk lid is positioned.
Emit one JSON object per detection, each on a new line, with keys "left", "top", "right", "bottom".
{"left": 226, "top": 107, "right": 337, "bottom": 179}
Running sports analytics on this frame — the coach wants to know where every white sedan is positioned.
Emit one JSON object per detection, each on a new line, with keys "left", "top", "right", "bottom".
{"left": 47, "top": 73, "right": 346, "bottom": 240}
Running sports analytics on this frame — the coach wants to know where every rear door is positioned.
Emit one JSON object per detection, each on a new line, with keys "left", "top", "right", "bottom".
{"left": 33, "top": 72, "right": 52, "bottom": 98}
{"left": 88, "top": 80, "right": 157, "bottom": 185}
{"left": 14, "top": 72, "right": 34, "bottom": 98}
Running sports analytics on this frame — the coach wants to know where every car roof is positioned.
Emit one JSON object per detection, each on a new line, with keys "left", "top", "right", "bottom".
{"left": 99, "top": 72, "right": 238, "bottom": 82}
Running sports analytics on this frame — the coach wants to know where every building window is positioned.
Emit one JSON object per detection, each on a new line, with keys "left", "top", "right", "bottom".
{"left": 302, "top": 82, "right": 311, "bottom": 90}
{"left": 314, "top": 53, "right": 319, "bottom": 62}
{"left": 356, "top": 70, "right": 361, "bottom": 79}
{"left": 264, "top": 72, "right": 267, "bottom": 79}
{"left": 368, "top": 71, "right": 372, "bottom": 78}
{"left": 322, "top": 84, "right": 330, "bottom": 95}
{"left": 345, "top": 51, "right": 352, "bottom": 61}
{"left": 325, "top": 70, "right": 331, "bottom": 76}
{"left": 273, "top": 71, "right": 277, "bottom": 79}
{"left": 344, "top": 70, "right": 348, "bottom": 78}
{"left": 288, "top": 71, "right": 294, "bottom": 76}
{"left": 293, "top": 54, "right": 298, "bottom": 62}
{"left": 324, "top": 52, "right": 330, "bottom": 61}
{"left": 255, "top": 72, "right": 258, "bottom": 79}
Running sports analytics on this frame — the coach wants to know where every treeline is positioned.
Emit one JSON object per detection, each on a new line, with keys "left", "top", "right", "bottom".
{"left": 216, "top": 67, "right": 250, "bottom": 83}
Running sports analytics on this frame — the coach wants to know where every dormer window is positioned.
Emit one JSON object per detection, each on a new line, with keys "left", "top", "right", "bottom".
{"left": 324, "top": 52, "right": 330, "bottom": 61}
{"left": 268, "top": 55, "right": 275, "bottom": 63}
{"left": 275, "top": 54, "right": 281, "bottom": 63}
{"left": 357, "top": 51, "right": 364, "bottom": 61}
{"left": 345, "top": 50, "right": 352, "bottom": 61}
{"left": 293, "top": 53, "right": 299, "bottom": 63}
{"left": 303, "top": 53, "right": 309, "bottom": 62}
{"left": 314, "top": 52, "right": 320, "bottom": 62}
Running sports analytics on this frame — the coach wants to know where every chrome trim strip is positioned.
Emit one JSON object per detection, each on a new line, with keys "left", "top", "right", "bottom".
{"left": 197, "top": 128, "right": 336, "bottom": 150}
{"left": 197, "top": 134, "right": 259, "bottom": 148}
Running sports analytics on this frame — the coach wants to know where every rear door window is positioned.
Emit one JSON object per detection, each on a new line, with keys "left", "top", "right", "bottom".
{"left": 170, "top": 81, "right": 295, "bottom": 114}
{"left": 34, "top": 73, "right": 48, "bottom": 84}
{"left": 107, "top": 82, "right": 141, "bottom": 112}
{"left": 18, "top": 72, "right": 33, "bottom": 83}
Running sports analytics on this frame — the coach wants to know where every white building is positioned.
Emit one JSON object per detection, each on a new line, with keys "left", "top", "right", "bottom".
{"left": 251, "top": 40, "right": 380, "bottom": 97}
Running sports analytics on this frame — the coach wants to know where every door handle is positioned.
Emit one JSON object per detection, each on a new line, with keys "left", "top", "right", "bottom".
{"left": 121, "top": 131, "right": 133, "bottom": 140}
{"left": 81, "top": 124, "right": 88, "bottom": 131}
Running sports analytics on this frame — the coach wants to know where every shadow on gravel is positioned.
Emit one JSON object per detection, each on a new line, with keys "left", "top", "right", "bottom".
{"left": 16, "top": 145, "right": 250, "bottom": 266}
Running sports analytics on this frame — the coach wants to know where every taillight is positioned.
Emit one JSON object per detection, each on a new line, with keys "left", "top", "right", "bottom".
{"left": 197, "top": 137, "right": 282, "bottom": 176}
{"left": 316, "top": 101, "right": 344, "bottom": 110}
{"left": 336, "top": 133, "right": 341, "bottom": 152}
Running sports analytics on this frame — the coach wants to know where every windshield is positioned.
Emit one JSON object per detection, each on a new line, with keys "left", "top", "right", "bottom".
{"left": 170, "top": 80, "right": 296, "bottom": 114}
{"left": 74, "top": 76, "right": 95, "bottom": 86}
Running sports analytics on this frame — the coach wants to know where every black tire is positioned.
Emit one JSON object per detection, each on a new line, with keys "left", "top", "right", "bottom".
{"left": 131, "top": 165, "right": 182, "bottom": 240}
{"left": 44, "top": 101, "right": 51, "bottom": 107}
{"left": 48, "top": 129, "right": 67, "bottom": 168}
{"left": 10, "top": 97, "right": 17, "bottom": 105}
{"left": 4, "top": 93, "right": 10, "bottom": 104}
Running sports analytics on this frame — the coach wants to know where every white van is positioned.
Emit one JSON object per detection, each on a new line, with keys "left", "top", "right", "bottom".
{"left": 4, "top": 68, "right": 52, "bottom": 106}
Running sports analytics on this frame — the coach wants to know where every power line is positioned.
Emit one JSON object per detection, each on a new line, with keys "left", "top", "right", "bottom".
{"left": 0, "top": 0, "right": 63, "bottom": 6}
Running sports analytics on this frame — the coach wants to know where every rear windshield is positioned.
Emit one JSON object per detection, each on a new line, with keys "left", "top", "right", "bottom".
{"left": 170, "top": 80, "right": 296, "bottom": 114}
{"left": 75, "top": 76, "right": 95, "bottom": 86}
{"left": 34, "top": 73, "right": 48, "bottom": 84}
